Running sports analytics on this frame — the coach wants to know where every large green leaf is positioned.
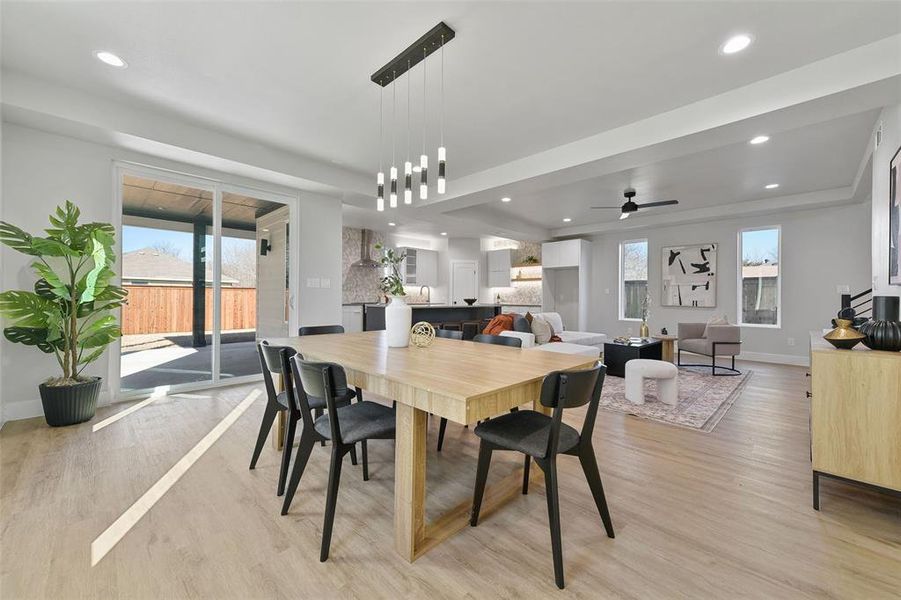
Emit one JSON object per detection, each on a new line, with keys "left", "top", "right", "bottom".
{"left": 78, "top": 346, "right": 106, "bottom": 366}
{"left": 30, "top": 237, "right": 77, "bottom": 257}
{"left": 80, "top": 322, "right": 121, "bottom": 348}
{"left": 72, "top": 222, "right": 115, "bottom": 255}
{"left": 79, "top": 237, "right": 108, "bottom": 302}
{"left": 3, "top": 327, "right": 57, "bottom": 353}
{"left": 0, "top": 291, "right": 56, "bottom": 327}
{"left": 44, "top": 201, "right": 81, "bottom": 245}
{"left": 34, "top": 278, "right": 60, "bottom": 300}
{"left": 0, "top": 222, "right": 37, "bottom": 255}
{"left": 32, "top": 262, "right": 70, "bottom": 299}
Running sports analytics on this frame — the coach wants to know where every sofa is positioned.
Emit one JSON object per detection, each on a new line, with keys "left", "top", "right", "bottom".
{"left": 499, "top": 311, "right": 607, "bottom": 352}
{"left": 677, "top": 322, "right": 742, "bottom": 376}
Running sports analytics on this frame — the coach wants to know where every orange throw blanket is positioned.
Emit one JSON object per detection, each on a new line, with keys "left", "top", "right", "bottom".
{"left": 482, "top": 314, "right": 515, "bottom": 335}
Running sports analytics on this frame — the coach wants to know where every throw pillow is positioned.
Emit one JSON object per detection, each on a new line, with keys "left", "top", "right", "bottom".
{"left": 541, "top": 312, "right": 565, "bottom": 333}
{"left": 483, "top": 314, "right": 515, "bottom": 336}
{"left": 531, "top": 315, "right": 552, "bottom": 344}
{"left": 703, "top": 314, "right": 729, "bottom": 338}
{"left": 512, "top": 315, "right": 531, "bottom": 333}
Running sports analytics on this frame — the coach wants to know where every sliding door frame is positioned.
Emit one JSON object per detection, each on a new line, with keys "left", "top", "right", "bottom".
{"left": 110, "top": 161, "right": 299, "bottom": 402}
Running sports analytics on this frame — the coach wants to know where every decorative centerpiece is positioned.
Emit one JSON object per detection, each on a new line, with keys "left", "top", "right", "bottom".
{"left": 410, "top": 321, "right": 436, "bottom": 348}
{"left": 375, "top": 243, "right": 412, "bottom": 348}
{"left": 823, "top": 318, "right": 865, "bottom": 350}
{"left": 858, "top": 296, "right": 901, "bottom": 352}
{"left": 0, "top": 201, "right": 127, "bottom": 426}
{"left": 639, "top": 292, "right": 651, "bottom": 338}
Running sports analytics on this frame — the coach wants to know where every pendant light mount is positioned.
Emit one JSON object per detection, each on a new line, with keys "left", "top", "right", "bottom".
{"left": 371, "top": 22, "right": 455, "bottom": 86}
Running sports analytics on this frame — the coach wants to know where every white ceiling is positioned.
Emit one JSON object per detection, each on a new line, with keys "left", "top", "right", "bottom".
{"left": 2, "top": 1, "right": 900, "bottom": 240}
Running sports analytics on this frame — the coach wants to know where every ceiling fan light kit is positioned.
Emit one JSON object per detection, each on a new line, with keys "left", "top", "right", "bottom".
{"left": 372, "top": 22, "right": 455, "bottom": 210}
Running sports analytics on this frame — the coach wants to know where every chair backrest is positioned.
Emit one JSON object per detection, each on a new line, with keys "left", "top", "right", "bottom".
{"left": 473, "top": 333, "right": 522, "bottom": 348}
{"left": 435, "top": 328, "right": 463, "bottom": 340}
{"left": 257, "top": 341, "right": 298, "bottom": 410}
{"left": 538, "top": 363, "right": 606, "bottom": 456}
{"left": 292, "top": 358, "right": 346, "bottom": 442}
{"left": 299, "top": 324, "right": 345, "bottom": 336}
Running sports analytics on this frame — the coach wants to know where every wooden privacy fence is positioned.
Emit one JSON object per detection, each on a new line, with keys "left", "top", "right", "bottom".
{"left": 122, "top": 286, "right": 256, "bottom": 335}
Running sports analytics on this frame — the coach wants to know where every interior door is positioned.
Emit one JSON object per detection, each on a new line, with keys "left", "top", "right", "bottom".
{"left": 451, "top": 260, "right": 478, "bottom": 305}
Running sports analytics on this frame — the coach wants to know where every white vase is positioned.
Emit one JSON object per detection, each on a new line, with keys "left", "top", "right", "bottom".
{"left": 385, "top": 295, "right": 412, "bottom": 348}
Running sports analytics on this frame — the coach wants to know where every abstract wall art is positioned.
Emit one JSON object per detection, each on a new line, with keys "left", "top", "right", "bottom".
{"left": 661, "top": 243, "right": 717, "bottom": 307}
{"left": 890, "top": 145, "right": 900, "bottom": 286}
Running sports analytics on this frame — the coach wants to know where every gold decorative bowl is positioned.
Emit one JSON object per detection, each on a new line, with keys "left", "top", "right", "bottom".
{"left": 824, "top": 318, "right": 865, "bottom": 350}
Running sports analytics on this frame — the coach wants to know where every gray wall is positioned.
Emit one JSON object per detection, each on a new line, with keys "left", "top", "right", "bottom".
{"left": 587, "top": 202, "right": 872, "bottom": 363}
{"left": 872, "top": 102, "right": 901, "bottom": 298}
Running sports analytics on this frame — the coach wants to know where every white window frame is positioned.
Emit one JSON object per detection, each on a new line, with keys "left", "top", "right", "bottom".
{"left": 619, "top": 238, "right": 648, "bottom": 322}
{"left": 737, "top": 225, "right": 782, "bottom": 329}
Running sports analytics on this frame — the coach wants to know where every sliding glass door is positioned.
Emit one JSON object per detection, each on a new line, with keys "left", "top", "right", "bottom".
{"left": 117, "top": 167, "right": 292, "bottom": 396}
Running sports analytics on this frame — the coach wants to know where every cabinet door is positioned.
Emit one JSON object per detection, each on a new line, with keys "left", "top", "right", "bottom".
{"left": 488, "top": 270, "right": 509, "bottom": 288}
{"left": 558, "top": 240, "right": 581, "bottom": 267}
{"left": 402, "top": 248, "right": 417, "bottom": 285}
{"left": 417, "top": 249, "right": 438, "bottom": 287}
{"left": 541, "top": 242, "right": 559, "bottom": 268}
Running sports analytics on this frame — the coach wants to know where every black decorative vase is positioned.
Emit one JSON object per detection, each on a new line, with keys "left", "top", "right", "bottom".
{"left": 858, "top": 296, "right": 901, "bottom": 352}
{"left": 38, "top": 377, "right": 101, "bottom": 427}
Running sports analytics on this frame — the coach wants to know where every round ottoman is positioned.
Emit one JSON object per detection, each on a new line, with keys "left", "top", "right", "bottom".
{"left": 625, "top": 359, "right": 678, "bottom": 406}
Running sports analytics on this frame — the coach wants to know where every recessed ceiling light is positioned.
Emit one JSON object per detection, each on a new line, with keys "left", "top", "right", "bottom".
{"left": 501, "top": 197, "right": 511, "bottom": 203}
{"left": 388, "top": 222, "right": 396, "bottom": 226}
{"left": 765, "top": 183, "right": 779, "bottom": 189}
{"left": 95, "top": 51, "right": 127, "bottom": 68}
{"left": 749, "top": 135, "right": 770, "bottom": 145}
{"left": 720, "top": 34, "right": 752, "bottom": 55}
{"left": 562, "top": 217, "right": 572, "bottom": 223}
{"left": 440, "top": 232, "right": 447, "bottom": 236}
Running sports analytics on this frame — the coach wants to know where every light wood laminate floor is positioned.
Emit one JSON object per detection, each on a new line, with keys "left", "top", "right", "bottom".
{"left": 1, "top": 361, "right": 899, "bottom": 599}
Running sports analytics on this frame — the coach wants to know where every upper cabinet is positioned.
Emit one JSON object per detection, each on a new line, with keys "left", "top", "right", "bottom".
{"left": 399, "top": 247, "right": 438, "bottom": 287}
{"left": 541, "top": 239, "right": 586, "bottom": 268}
{"left": 487, "top": 248, "right": 512, "bottom": 287}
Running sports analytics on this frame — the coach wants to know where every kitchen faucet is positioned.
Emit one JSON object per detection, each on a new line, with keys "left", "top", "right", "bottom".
{"left": 419, "top": 285, "right": 431, "bottom": 304}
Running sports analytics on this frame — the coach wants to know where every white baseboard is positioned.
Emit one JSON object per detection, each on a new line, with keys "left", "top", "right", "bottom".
{"left": 680, "top": 350, "right": 809, "bottom": 368}
{"left": 1, "top": 390, "right": 115, "bottom": 428}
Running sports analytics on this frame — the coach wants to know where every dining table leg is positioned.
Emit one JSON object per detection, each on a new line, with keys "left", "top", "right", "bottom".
{"left": 394, "top": 402, "right": 428, "bottom": 562}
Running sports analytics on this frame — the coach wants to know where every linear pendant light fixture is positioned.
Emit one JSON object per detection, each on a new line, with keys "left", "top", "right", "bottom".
{"left": 371, "top": 22, "right": 455, "bottom": 210}
{"left": 376, "top": 80, "right": 385, "bottom": 211}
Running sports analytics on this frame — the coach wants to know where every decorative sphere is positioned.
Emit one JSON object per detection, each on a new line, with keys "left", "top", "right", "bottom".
{"left": 410, "top": 321, "right": 436, "bottom": 348}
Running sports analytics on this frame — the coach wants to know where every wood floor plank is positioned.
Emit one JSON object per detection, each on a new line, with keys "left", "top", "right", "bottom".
{"left": 1, "top": 361, "right": 899, "bottom": 599}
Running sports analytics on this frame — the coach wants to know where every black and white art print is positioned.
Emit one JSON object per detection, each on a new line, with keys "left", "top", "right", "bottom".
{"left": 661, "top": 243, "right": 717, "bottom": 307}
{"left": 890, "top": 145, "right": 900, "bottom": 285}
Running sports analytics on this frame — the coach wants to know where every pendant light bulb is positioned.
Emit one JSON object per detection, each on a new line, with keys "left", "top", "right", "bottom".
{"left": 437, "top": 146, "right": 446, "bottom": 194}
{"left": 390, "top": 166, "right": 398, "bottom": 208}
{"left": 404, "top": 161, "right": 413, "bottom": 204}
{"left": 419, "top": 154, "right": 428, "bottom": 200}
{"left": 377, "top": 171, "right": 385, "bottom": 212}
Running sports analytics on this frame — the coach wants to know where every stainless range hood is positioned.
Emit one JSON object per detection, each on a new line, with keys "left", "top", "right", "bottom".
{"left": 351, "top": 229, "right": 380, "bottom": 269}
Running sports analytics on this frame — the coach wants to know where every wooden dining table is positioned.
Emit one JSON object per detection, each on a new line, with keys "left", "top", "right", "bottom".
{"left": 269, "top": 330, "right": 597, "bottom": 562}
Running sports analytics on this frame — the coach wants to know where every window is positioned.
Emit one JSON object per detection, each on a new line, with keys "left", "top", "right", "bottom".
{"left": 739, "top": 227, "right": 781, "bottom": 327}
{"left": 620, "top": 239, "right": 648, "bottom": 320}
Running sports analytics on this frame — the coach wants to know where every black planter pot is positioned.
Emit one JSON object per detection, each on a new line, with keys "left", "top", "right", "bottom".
{"left": 859, "top": 296, "right": 901, "bottom": 352}
{"left": 38, "top": 377, "right": 101, "bottom": 427}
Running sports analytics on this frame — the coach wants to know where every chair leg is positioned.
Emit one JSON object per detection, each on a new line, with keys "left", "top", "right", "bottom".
{"left": 542, "top": 458, "right": 565, "bottom": 590}
{"left": 277, "top": 412, "right": 298, "bottom": 497}
{"left": 249, "top": 403, "right": 279, "bottom": 470}
{"left": 437, "top": 418, "right": 448, "bottom": 452}
{"left": 361, "top": 440, "right": 369, "bottom": 481}
{"left": 320, "top": 445, "right": 345, "bottom": 562}
{"left": 522, "top": 455, "right": 531, "bottom": 495}
{"left": 350, "top": 444, "right": 358, "bottom": 466}
{"left": 578, "top": 446, "right": 615, "bottom": 538}
{"left": 281, "top": 430, "right": 316, "bottom": 515}
{"left": 711, "top": 352, "right": 716, "bottom": 376}
{"left": 470, "top": 442, "right": 493, "bottom": 526}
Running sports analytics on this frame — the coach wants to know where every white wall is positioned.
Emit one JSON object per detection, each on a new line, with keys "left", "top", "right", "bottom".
{"left": 587, "top": 202, "right": 872, "bottom": 364}
{"left": 0, "top": 123, "right": 343, "bottom": 423}
{"left": 446, "top": 238, "right": 489, "bottom": 303}
{"left": 872, "top": 102, "right": 901, "bottom": 298}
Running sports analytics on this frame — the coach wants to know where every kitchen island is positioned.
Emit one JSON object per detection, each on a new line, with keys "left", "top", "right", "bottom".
{"left": 364, "top": 303, "right": 501, "bottom": 331}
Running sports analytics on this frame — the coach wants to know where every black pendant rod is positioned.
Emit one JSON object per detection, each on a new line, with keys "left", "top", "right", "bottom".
{"left": 371, "top": 22, "right": 455, "bottom": 86}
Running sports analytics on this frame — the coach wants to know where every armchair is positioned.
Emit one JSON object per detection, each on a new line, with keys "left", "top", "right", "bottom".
{"left": 677, "top": 322, "right": 742, "bottom": 376}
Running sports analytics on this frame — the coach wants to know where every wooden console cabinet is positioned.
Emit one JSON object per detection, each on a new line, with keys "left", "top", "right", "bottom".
{"left": 809, "top": 334, "right": 901, "bottom": 509}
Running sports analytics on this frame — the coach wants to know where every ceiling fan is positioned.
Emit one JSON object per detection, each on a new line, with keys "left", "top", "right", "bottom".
{"left": 591, "top": 188, "right": 679, "bottom": 220}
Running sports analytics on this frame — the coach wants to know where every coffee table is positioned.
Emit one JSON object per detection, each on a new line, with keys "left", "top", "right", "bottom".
{"left": 603, "top": 339, "right": 663, "bottom": 377}
{"left": 652, "top": 334, "right": 678, "bottom": 363}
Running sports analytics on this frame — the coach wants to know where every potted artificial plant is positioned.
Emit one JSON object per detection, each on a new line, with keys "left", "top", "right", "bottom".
{"left": 374, "top": 243, "right": 411, "bottom": 347}
{"left": 0, "top": 201, "right": 127, "bottom": 426}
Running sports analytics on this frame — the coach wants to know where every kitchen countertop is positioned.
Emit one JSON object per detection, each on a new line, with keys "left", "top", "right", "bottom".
{"left": 363, "top": 303, "right": 501, "bottom": 309}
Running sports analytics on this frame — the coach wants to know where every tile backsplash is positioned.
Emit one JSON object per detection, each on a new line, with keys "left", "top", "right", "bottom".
{"left": 342, "top": 227, "right": 385, "bottom": 304}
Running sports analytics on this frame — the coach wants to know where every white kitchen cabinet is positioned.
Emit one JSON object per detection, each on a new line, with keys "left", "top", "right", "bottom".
{"left": 541, "top": 240, "right": 583, "bottom": 268}
{"left": 341, "top": 305, "right": 364, "bottom": 333}
{"left": 399, "top": 248, "right": 438, "bottom": 287}
{"left": 487, "top": 249, "right": 512, "bottom": 287}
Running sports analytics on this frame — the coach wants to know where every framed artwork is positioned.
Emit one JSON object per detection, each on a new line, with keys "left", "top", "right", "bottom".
{"left": 890, "top": 145, "right": 900, "bottom": 285}
{"left": 661, "top": 243, "right": 717, "bottom": 307}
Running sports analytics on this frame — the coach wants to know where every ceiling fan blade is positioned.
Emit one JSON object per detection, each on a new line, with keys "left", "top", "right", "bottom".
{"left": 636, "top": 200, "right": 679, "bottom": 209}
{"left": 590, "top": 206, "right": 623, "bottom": 209}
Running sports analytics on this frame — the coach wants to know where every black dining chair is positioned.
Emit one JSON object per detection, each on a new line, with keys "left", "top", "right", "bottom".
{"left": 436, "top": 332, "right": 522, "bottom": 452}
{"left": 250, "top": 341, "right": 356, "bottom": 495}
{"left": 469, "top": 362, "right": 614, "bottom": 589}
{"left": 285, "top": 356, "right": 396, "bottom": 562}
{"left": 435, "top": 328, "right": 463, "bottom": 340}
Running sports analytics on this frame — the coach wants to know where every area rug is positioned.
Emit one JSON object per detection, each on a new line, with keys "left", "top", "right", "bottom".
{"left": 599, "top": 367, "right": 752, "bottom": 432}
